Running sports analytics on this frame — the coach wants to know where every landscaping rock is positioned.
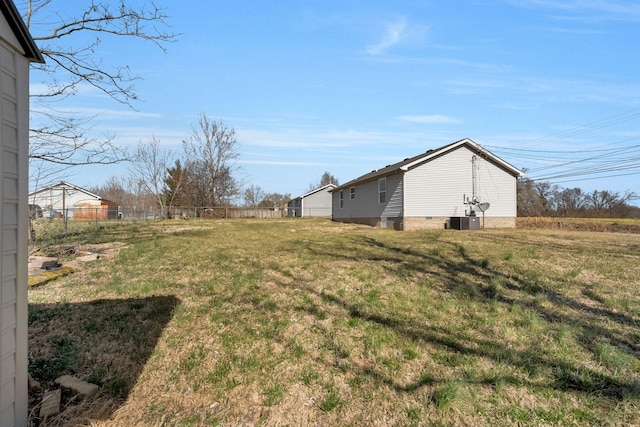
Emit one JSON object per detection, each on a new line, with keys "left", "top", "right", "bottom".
{"left": 28, "top": 373, "right": 41, "bottom": 391}
{"left": 55, "top": 375, "right": 99, "bottom": 400}
{"left": 28, "top": 256, "right": 59, "bottom": 270}
{"left": 39, "top": 389, "right": 61, "bottom": 419}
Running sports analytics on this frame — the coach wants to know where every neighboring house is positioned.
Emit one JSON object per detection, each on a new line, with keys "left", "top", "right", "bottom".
{"left": 331, "top": 138, "right": 523, "bottom": 231}
{"left": 0, "top": 0, "right": 44, "bottom": 425}
{"left": 288, "top": 184, "right": 336, "bottom": 217}
{"left": 29, "top": 181, "right": 118, "bottom": 220}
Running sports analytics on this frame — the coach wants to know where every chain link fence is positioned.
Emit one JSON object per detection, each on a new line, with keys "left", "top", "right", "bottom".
{"left": 285, "top": 207, "right": 332, "bottom": 217}
{"left": 29, "top": 205, "right": 292, "bottom": 247}
{"left": 31, "top": 205, "right": 289, "bottom": 225}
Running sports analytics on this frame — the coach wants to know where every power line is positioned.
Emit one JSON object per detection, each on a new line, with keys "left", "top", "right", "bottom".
{"left": 485, "top": 130, "right": 640, "bottom": 186}
{"left": 506, "top": 108, "right": 640, "bottom": 150}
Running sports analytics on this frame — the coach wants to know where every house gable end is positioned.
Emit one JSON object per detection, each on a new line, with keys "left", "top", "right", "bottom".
{"left": 297, "top": 183, "right": 336, "bottom": 200}
{"left": 402, "top": 138, "right": 522, "bottom": 178}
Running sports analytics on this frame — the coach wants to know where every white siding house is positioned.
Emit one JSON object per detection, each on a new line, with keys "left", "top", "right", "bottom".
{"left": 331, "top": 139, "right": 523, "bottom": 230}
{"left": 0, "top": 1, "right": 43, "bottom": 425}
{"left": 287, "top": 184, "right": 336, "bottom": 217}
{"left": 29, "top": 181, "right": 117, "bottom": 219}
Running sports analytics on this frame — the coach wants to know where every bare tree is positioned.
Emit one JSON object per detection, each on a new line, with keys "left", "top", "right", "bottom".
{"left": 308, "top": 171, "right": 339, "bottom": 192}
{"left": 586, "top": 190, "right": 637, "bottom": 217}
{"left": 130, "top": 137, "right": 173, "bottom": 215}
{"left": 553, "top": 187, "right": 587, "bottom": 217}
{"left": 259, "top": 192, "right": 291, "bottom": 210}
{"left": 182, "top": 114, "right": 240, "bottom": 206}
{"left": 90, "top": 175, "right": 152, "bottom": 207}
{"left": 517, "top": 176, "right": 546, "bottom": 217}
{"left": 23, "top": 0, "right": 176, "bottom": 179}
{"left": 89, "top": 176, "right": 129, "bottom": 206}
{"left": 533, "top": 181, "right": 557, "bottom": 216}
{"left": 243, "top": 184, "right": 265, "bottom": 208}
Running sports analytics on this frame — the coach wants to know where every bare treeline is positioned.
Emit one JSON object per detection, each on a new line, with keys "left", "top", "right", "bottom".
{"left": 517, "top": 177, "right": 639, "bottom": 218}
{"left": 91, "top": 114, "right": 241, "bottom": 215}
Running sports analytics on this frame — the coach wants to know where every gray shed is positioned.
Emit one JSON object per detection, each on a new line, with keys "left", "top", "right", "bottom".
{"left": 287, "top": 184, "right": 336, "bottom": 217}
{"left": 0, "top": 1, "right": 44, "bottom": 425}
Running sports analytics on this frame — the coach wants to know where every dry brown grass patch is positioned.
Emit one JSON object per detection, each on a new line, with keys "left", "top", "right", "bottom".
{"left": 27, "top": 219, "right": 640, "bottom": 426}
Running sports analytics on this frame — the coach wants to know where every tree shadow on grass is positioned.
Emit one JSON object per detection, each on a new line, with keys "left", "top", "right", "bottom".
{"left": 28, "top": 295, "right": 180, "bottom": 423}
{"left": 295, "top": 233, "right": 639, "bottom": 402}
{"left": 347, "top": 234, "right": 640, "bottom": 351}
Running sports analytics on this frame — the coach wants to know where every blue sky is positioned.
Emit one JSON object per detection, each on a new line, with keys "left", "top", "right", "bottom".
{"left": 27, "top": 0, "right": 640, "bottom": 202}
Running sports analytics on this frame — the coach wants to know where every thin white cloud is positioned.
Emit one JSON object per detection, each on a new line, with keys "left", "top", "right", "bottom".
{"left": 398, "top": 114, "right": 461, "bottom": 124}
{"left": 365, "top": 55, "right": 513, "bottom": 74}
{"left": 367, "top": 18, "right": 407, "bottom": 55}
{"left": 510, "top": 0, "right": 640, "bottom": 21}
{"left": 532, "top": 26, "right": 604, "bottom": 34}
{"left": 443, "top": 75, "right": 640, "bottom": 105}
{"left": 491, "top": 102, "right": 540, "bottom": 111}
{"left": 366, "top": 17, "right": 427, "bottom": 56}
{"left": 29, "top": 80, "right": 109, "bottom": 99}
{"left": 238, "top": 159, "right": 327, "bottom": 166}
{"left": 238, "top": 127, "right": 405, "bottom": 149}
{"left": 38, "top": 107, "right": 163, "bottom": 120}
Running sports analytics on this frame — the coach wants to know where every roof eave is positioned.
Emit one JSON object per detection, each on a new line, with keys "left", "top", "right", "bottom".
{"left": 0, "top": 0, "right": 45, "bottom": 63}
{"left": 297, "top": 183, "right": 337, "bottom": 198}
{"left": 29, "top": 181, "right": 102, "bottom": 200}
{"left": 331, "top": 167, "right": 404, "bottom": 192}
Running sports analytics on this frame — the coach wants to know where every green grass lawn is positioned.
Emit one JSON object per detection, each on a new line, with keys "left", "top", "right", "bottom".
{"left": 28, "top": 219, "right": 640, "bottom": 426}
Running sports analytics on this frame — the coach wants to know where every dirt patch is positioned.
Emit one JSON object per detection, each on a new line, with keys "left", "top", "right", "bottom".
{"left": 28, "top": 242, "right": 128, "bottom": 287}
{"left": 30, "top": 242, "right": 127, "bottom": 261}
{"left": 75, "top": 242, "right": 128, "bottom": 259}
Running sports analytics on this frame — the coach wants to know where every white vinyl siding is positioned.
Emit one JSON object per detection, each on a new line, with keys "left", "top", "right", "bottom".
{"left": 28, "top": 185, "right": 103, "bottom": 219}
{"left": 0, "top": 4, "right": 43, "bottom": 423}
{"left": 0, "top": 40, "right": 18, "bottom": 425}
{"left": 0, "top": 31, "right": 30, "bottom": 425}
{"left": 404, "top": 146, "right": 517, "bottom": 217}
{"left": 301, "top": 187, "right": 332, "bottom": 217}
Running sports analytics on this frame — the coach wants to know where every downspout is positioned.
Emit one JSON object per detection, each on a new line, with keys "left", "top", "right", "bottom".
{"left": 401, "top": 171, "right": 405, "bottom": 230}
{"left": 471, "top": 155, "right": 477, "bottom": 203}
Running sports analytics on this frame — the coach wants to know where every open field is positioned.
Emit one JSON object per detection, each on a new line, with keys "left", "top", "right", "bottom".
{"left": 518, "top": 217, "right": 640, "bottom": 234}
{"left": 28, "top": 219, "right": 640, "bottom": 426}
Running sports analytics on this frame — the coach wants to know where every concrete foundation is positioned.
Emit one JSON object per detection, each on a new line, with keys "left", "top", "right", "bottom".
{"left": 333, "top": 216, "right": 517, "bottom": 231}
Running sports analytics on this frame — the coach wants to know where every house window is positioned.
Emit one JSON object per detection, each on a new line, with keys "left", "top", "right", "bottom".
{"left": 378, "top": 178, "right": 386, "bottom": 204}
{"left": 350, "top": 187, "right": 355, "bottom": 200}
{"left": 339, "top": 190, "right": 344, "bottom": 208}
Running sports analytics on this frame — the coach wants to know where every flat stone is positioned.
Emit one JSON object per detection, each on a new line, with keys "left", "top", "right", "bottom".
{"left": 39, "top": 389, "right": 61, "bottom": 419}
{"left": 76, "top": 253, "right": 99, "bottom": 262}
{"left": 28, "top": 256, "right": 59, "bottom": 270}
{"left": 55, "top": 375, "right": 99, "bottom": 400}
